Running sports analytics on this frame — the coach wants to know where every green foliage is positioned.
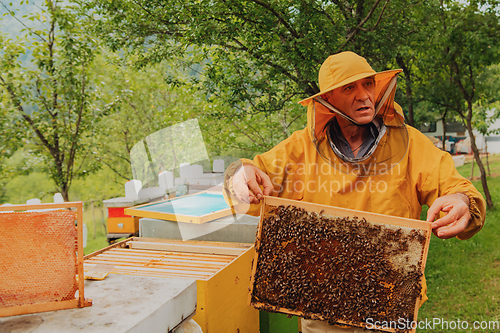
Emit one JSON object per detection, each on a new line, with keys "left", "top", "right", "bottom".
{"left": 83, "top": 0, "right": 500, "bottom": 156}
{"left": 0, "top": 0, "right": 101, "bottom": 200}
{"left": 2, "top": 172, "right": 55, "bottom": 204}
{"left": 416, "top": 0, "right": 500, "bottom": 114}
{"left": 0, "top": 159, "right": 125, "bottom": 204}
{"left": 472, "top": 64, "right": 500, "bottom": 136}
{"left": 82, "top": 0, "right": 419, "bottom": 152}
{"left": 90, "top": 51, "right": 214, "bottom": 181}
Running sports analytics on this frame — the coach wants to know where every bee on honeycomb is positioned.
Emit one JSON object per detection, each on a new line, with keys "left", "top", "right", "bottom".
{"left": 251, "top": 205, "right": 427, "bottom": 332}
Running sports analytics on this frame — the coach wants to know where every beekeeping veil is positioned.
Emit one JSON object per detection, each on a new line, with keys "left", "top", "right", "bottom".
{"left": 299, "top": 52, "right": 408, "bottom": 177}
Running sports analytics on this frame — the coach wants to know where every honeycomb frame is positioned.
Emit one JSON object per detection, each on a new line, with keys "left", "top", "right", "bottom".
{"left": 0, "top": 202, "right": 91, "bottom": 317}
{"left": 249, "top": 196, "right": 432, "bottom": 333}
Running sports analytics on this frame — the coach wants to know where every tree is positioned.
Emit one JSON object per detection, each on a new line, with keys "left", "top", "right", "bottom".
{"left": 82, "top": 0, "right": 417, "bottom": 152}
{"left": 91, "top": 51, "right": 212, "bottom": 182}
{"left": 0, "top": 0, "right": 100, "bottom": 201}
{"left": 418, "top": 0, "right": 500, "bottom": 207}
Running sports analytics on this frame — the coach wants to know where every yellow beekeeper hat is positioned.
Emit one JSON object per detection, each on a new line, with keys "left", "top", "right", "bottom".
{"left": 299, "top": 51, "right": 402, "bottom": 106}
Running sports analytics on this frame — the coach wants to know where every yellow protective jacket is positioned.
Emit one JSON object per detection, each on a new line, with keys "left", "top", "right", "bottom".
{"left": 223, "top": 100, "right": 486, "bottom": 305}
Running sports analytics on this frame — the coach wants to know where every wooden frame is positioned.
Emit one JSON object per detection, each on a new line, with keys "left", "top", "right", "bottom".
{"left": 249, "top": 196, "right": 432, "bottom": 333}
{"left": 84, "top": 237, "right": 259, "bottom": 333}
{"left": 124, "top": 191, "right": 234, "bottom": 224}
{"left": 84, "top": 237, "right": 251, "bottom": 280}
{"left": 0, "top": 202, "right": 92, "bottom": 317}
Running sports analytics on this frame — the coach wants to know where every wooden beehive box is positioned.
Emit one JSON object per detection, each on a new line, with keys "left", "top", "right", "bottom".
{"left": 0, "top": 202, "right": 91, "bottom": 317}
{"left": 249, "top": 197, "right": 432, "bottom": 333}
{"left": 84, "top": 237, "right": 259, "bottom": 333}
{"left": 124, "top": 191, "right": 233, "bottom": 224}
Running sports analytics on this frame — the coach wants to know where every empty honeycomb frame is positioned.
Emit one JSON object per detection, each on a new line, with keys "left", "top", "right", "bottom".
{"left": 249, "top": 196, "right": 432, "bottom": 333}
{"left": 124, "top": 191, "right": 234, "bottom": 224}
{"left": 0, "top": 202, "right": 91, "bottom": 317}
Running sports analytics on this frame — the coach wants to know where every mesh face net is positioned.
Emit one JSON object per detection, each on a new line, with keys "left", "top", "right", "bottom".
{"left": 0, "top": 211, "right": 78, "bottom": 308}
{"left": 312, "top": 75, "right": 409, "bottom": 177}
{"left": 251, "top": 205, "right": 428, "bottom": 332}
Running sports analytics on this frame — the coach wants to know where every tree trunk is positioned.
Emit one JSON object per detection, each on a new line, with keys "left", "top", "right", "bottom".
{"left": 100, "top": 205, "right": 107, "bottom": 234}
{"left": 486, "top": 140, "right": 491, "bottom": 177}
{"left": 91, "top": 201, "right": 96, "bottom": 240}
{"left": 441, "top": 110, "right": 448, "bottom": 152}
{"left": 465, "top": 113, "right": 493, "bottom": 207}
{"left": 470, "top": 157, "right": 474, "bottom": 180}
{"left": 61, "top": 185, "right": 70, "bottom": 202}
{"left": 396, "top": 56, "right": 414, "bottom": 127}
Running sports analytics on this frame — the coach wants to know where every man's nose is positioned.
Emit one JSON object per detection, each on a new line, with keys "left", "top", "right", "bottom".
{"left": 355, "top": 87, "right": 370, "bottom": 101}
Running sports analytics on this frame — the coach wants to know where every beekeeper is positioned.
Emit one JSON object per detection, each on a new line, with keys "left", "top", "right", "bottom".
{"left": 223, "top": 51, "right": 485, "bottom": 332}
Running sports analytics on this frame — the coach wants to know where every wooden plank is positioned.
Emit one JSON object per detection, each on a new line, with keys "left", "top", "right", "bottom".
{"left": 92, "top": 253, "right": 231, "bottom": 266}
{"left": 84, "top": 263, "right": 215, "bottom": 278}
{"left": 196, "top": 245, "right": 259, "bottom": 333}
{"left": 123, "top": 209, "right": 204, "bottom": 224}
{"left": 106, "top": 249, "right": 236, "bottom": 262}
{"left": 84, "top": 260, "right": 221, "bottom": 273}
{"left": 100, "top": 269, "right": 212, "bottom": 280}
{"left": 107, "top": 248, "right": 237, "bottom": 260}
{"left": 84, "top": 237, "right": 132, "bottom": 260}
{"left": 131, "top": 237, "right": 252, "bottom": 249}
{"left": 0, "top": 299, "right": 79, "bottom": 318}
{"left": 248, "top": 202, "right": 267, "bottom": 305}
{"left": 85, "top": 257, "right": 226, "bottom": 270}
{"left": 127, "top": 241, "right": 247, "bottom": 256}
{"left": 76, "top": 202, "right": 85, "bottom": 308}
{"left": 84, "top": 268, "right": 212, "bottom": 280}
{"left": 198, "top": 208, "right": 234, "bottom": 224}
{"left": 127, "top": 191, "right": 210, "bottom": 211}
{"left": 0, "top": 202, "right": 82, "bottom": 211}
{"left": 84, "top": 260, "right": 221, "bottom": 272}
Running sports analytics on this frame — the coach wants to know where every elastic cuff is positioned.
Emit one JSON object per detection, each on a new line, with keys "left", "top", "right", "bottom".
{"left": 454, "top": 191, "right": 480, "bottom": 221}
{"left": 452, "top": 191, "right": 483, "bottom": 240}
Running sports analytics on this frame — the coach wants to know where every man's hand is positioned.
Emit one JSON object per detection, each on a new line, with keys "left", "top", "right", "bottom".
{"left": 426, "top": 193, "right": 471, "bottom": 239}
{"left": 232, "top": 164, "right": 274, "bottom": 204}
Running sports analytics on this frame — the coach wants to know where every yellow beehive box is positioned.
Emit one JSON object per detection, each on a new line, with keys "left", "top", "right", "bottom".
{"left": 106, "top": 216, "right": 139, "bottom": 234}
{"left": 84, "top": 237, "right": 259, "bottom": 333}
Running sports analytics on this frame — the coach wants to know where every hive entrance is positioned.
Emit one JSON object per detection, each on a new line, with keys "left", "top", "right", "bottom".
{"left": 250, "top": 198, "right": 431, "bottom": 333}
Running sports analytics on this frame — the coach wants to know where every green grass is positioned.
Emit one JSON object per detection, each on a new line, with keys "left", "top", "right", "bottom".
{"left": 82, "top": 204, "right": 110, "bottom": 255}
{"left": 82, "top": 204, "right": 128, "bottom": 255}
{"left": 455, "top": 154, "right": 500, "bottom": 179}
{"left": 418, "top": 163, "right": 500, "bottom": 332}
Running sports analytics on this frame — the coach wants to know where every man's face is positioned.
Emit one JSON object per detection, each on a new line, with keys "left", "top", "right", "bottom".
{"left": 325, "top": 77, "right": 376, "bottom": 125}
